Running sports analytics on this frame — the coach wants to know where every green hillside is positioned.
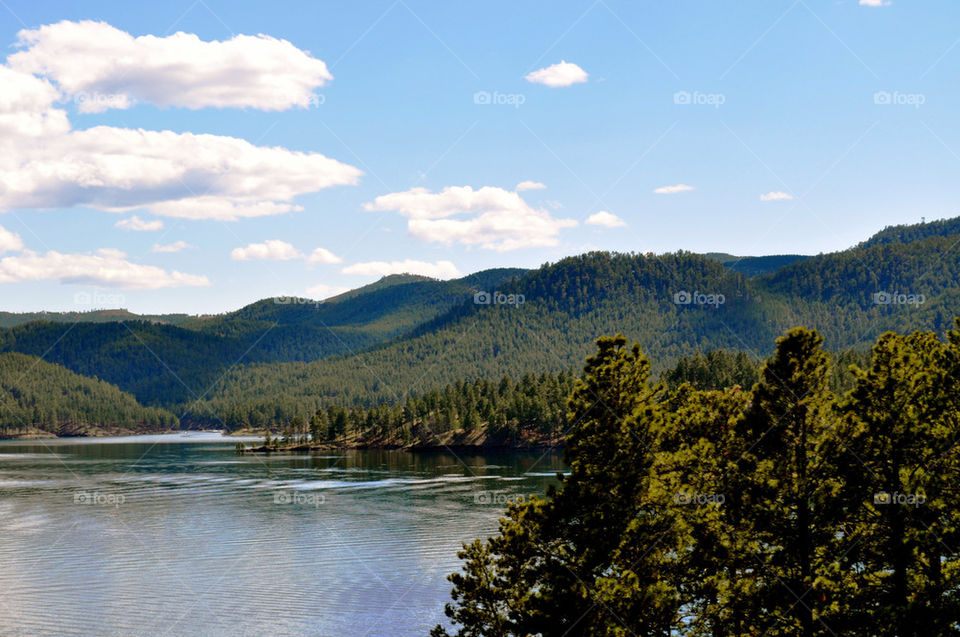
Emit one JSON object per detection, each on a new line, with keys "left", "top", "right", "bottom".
{"left": 0, "top": 352, "right": 178, "bottom": 437}
{"left": 703, "top": 253, "right": 811, "bottom": 277}
{"left": 0, "top": 309, "right": 197, "bottom": 329}
{"left": 858, "top": 216, "right": 960, "bottom": 249}
{"left": 186, "top": 251, "right": 787, "bottom": 426}
{"left": 0, "top": 269, "right": 526, "bottom": 407}
{"left": 1, "top": 217, "right": 958, "bottom": 431}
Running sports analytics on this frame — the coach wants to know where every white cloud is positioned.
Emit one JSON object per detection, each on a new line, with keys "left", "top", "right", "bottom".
{"left": 306, "top": 283, "right": 351, "bottom": 299}
{"left": 653, "top": 184, "right": 694, "bottom": 194}
{"left": 0, "top": 248, "right": 209, "bottom": 288}
{"left": 230, "top": 240, "right": 302, "bottom": 261}
{"left": 152, "top": 240, "right": 192, "bottom": 253}
{"left": 525, "top": 61, "right": 588, "bottom": 88}
{"left": 145, "top": 198, "right": 304, "bottom": 222}
{"left": 341, "top": 259, "right": 461, "bottom": 279}
{"left": 364, "top": 185, "right": 577, "bottom": 251}
{"left": 10, "top": 20, "right": 332, "bottom": 112}
{"left": 516, "top": 180, "right": 546, "bottom": 191}
{"left": 585, "top": 211, "right": 626, "bottom": 228}
{"left": 859, "top": 0, "right": 890, "bottom": 6}
{"left": 760, "top": 191, "right": 794, "bottom": 201}
{"left": 0, "top": 119, "right": 362, "bottom": 219}
{"left": 0, "top": 66, "right": 67, "bottom": 137}
{"left": 0, "top": 56, "right": 361, "bottom": 221}
{"left": 115, "top": 215, "right": 163, "bottom": 231}
{"left": 228, "top": 242, "right": 341, "bottom": 263}
{"left": 0, "top": 225, "right": 23, "bottom": 253}
{"left": 307, "top": 247, "right": 343, "bottom": 264}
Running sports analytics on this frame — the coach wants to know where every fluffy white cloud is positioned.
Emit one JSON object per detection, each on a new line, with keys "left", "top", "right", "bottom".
{"left": 525, "top": 61, "right": 588, "bottom": 87}
{"left": 653, "top": 183, "right": 694, "bottom": 194}
{"left": 145, "top": 198, "right": 304, "bottom": 222}
{"left": 307, "top": 247, "right": 342, "bottom": 264}
{"left": 760, "top": 191, "right": 794, "bottom": 201}
{"left": 115, "top": 215, "right": 163, "bottom": 231}
{"left": 0, "top": 225, "right": 24, "bottom": 253}
{"left": 0, "top": 118, "right": 362, "bottom": 219}
{"left": 0, "top": 66, "right": 67, "bottom": 137}
{"left": 10, "top": 21, "right": 332, "bottom": 112}
{"left": 0, "top": 37, "right": 361, "bottom": 221}
{"left": 585, "top": 211, "right": 626, "bottom": 228}
{"left": 152, "top": 240, "right": 192, "bottom": 253}
{"left": 0, "top": 248, "right": 209, "bottom": 288}
{"left": 515, "top": 180, "right": 546, "bottom": 191}
{"left": 859, "top": 0, "right": 890, "bottom": 6}
{"left": 306, "top": 283, "right": 351, "bottom": 299}
{"left": 341, "top": 259, "right": 461, "bottom": 279}
{"left": 230, "top": 240, "right": 302, "bottom": 261}
{"left": 364, "top": 185, "right": 577, "bottom": 251}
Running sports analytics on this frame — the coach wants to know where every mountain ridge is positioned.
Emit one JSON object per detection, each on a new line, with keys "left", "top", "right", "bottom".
{"left": 1, "top": 216, "right": 957, "bottom": 430}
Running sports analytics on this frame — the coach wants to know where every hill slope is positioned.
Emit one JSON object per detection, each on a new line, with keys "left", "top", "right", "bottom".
{"left": 0, "top": 352, "right": 178, "bottom": 437}
{"left": 0, "top": 269, "right": 526, "bottom": 406}
{"left": 3, "top": 217, "right": 960, "bottom": 430}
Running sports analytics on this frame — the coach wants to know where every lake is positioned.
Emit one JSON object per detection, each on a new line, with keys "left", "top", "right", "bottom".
{"left": 0, "top": 433, "right": 564, "bottom": 636}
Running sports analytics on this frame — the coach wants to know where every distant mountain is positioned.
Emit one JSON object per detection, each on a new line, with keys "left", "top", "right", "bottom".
{"left": 0, "top": 352, "right": 177, "bottom": 437}
{"left": 703, "top": 253, "right": 811, "bottom": 277}
{"left": 858, "top": 216, "right": 960, "bottom": 249}
{"left": 2, "top": 217, "right": 959, "bottom": 431}
{"left": 0, "top": 309, "right": 197, "bottom": 329}
{"left": 0, "top": 269, "right": 526, "bottom": 406}
{"left": 193, "top": 268, "right": 527, "bottom": 342}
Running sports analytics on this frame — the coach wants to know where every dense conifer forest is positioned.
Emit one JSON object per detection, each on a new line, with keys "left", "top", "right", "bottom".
{"left": 0, "top": 217, "right": 957, "bottom": 435}
{"left": 0, "top": 352, "right": 178, "bottom": 436}
{"left": 433, "top": 325, "right": 960, "bottom": 636}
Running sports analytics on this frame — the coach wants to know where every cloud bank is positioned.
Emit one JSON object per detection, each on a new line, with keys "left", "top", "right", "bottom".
{"left": 0, "top": 22, "right": 361, "bottom": 222}
{"left": 364, "top": 185, "right": 577, "bottom": 251}
{"left": 10, "top": 20, "right": 332, "bottom": 112}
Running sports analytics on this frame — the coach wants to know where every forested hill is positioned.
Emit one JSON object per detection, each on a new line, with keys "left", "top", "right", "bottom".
{"left": 754, "top": 231, "right": 960, "bottom": 343}
{"left": 0, "top": 309, "right": 196, "bottom": 329}
{"left": 0, "top": 216, "right": 958, "bottom": 431}
{"left": 704, "top": 253, "right": 810, "bottom": 277}
{"left": 0, "top": 352, "right": 178, "bottom": 437}
{"left": 0, "top": 269, "right": 526, "bottom": 406}
{"left": 858, "top": 216, "right": 960, "bottom": 249}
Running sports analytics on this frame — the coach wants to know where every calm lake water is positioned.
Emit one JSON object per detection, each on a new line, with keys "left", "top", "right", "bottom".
{"left": 0, "top": 433, "right": 564, "bottom": 636}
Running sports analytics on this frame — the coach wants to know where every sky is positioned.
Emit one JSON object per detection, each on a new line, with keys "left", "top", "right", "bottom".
{"left": 0, "top": 0, "right": 957, "bottom": 314}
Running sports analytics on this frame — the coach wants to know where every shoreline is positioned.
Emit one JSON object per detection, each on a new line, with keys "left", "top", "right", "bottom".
{"left": 0, "top": 428, "right": 213, "bottom": 441}
{"left": 0, "top": 426, "right": 564, "bottom": 452}
{"left": 232, "top": 426, "right": 565, "bottom": 453}
{"left": 238, "top": 441, "right": 563, "bottom": 453}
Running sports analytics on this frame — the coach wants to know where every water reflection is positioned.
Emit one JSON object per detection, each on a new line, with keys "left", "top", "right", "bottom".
{"left": 0, "top": 435, "right": 564, "bottom": 636}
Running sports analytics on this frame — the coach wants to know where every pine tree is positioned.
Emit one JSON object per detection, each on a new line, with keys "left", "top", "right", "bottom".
{"left": 730, "top": 328, "right": 843, "bottom": 636}
{"left": 834, "top": 329, "right": 960, "bottom": 634}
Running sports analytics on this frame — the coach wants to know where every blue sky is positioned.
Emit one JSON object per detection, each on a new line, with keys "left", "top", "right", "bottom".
{"left": 0, "top": 0, "right": 956, "bottom": 313}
